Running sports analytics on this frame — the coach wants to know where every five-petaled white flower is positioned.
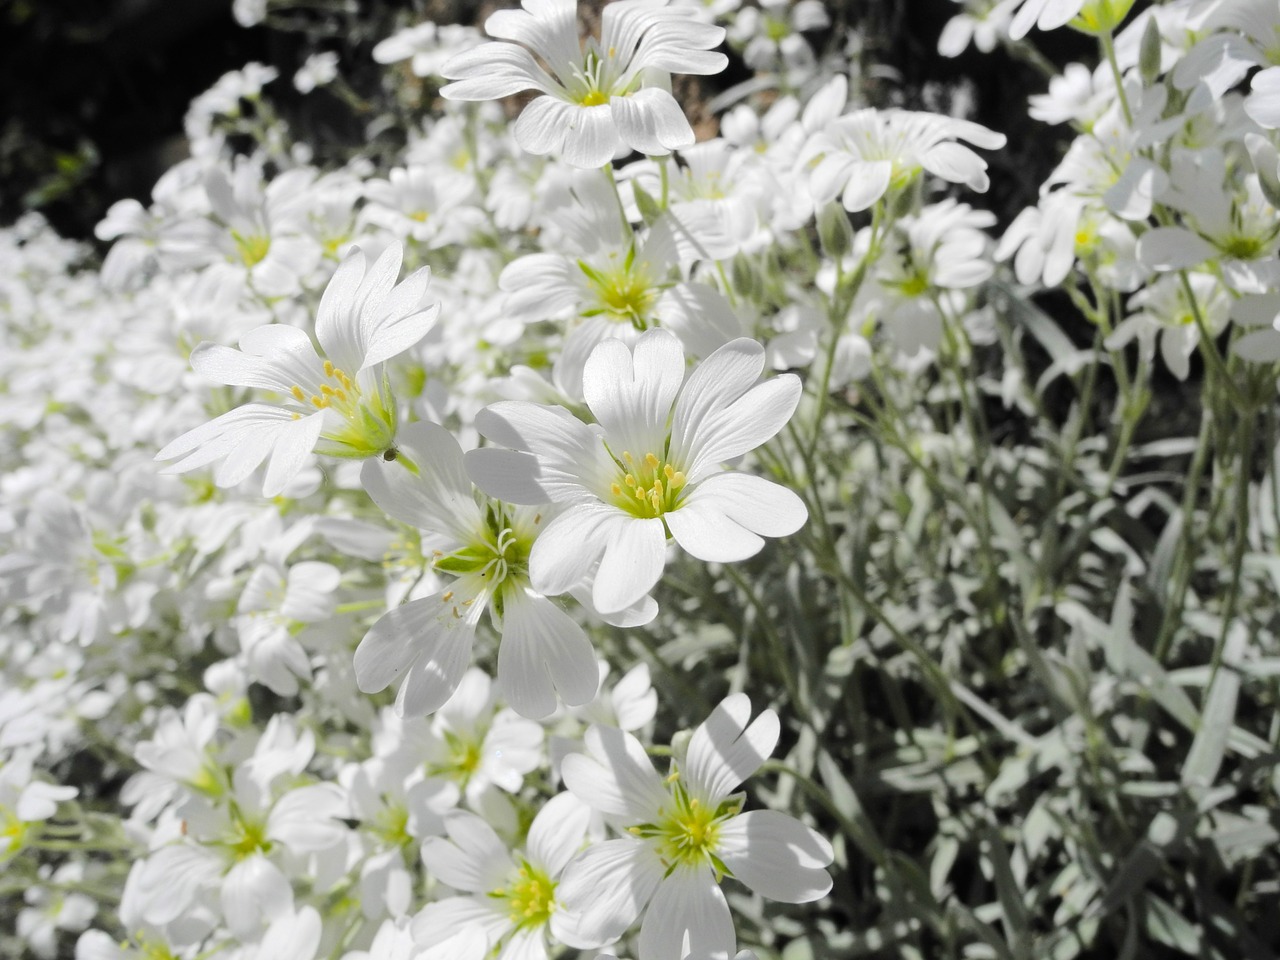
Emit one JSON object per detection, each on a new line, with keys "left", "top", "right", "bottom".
{"left": 554, "top": 694, "right": 834, "bottom": 960}
{"left": 412, "top": 792, "right": 593, "bottom": 960}
{"left": 802, "top": 108, "right": 1007, "bottom": 212}
{"left": 441, "top": 0, "right": 729, "bottom": 168}
{"left": 466, "top": 329, "right": 807, "bottom": 616}
{"left": 354, "top": 421, "right": 599, "bottom": 720}
{"left": 156, "top": 241, "right": 438, "bottom": 497}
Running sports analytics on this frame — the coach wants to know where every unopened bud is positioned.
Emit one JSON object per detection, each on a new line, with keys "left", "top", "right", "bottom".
{"left": 731, "top": 252, "right": 762, "bottom": 301}
{"left": 1139, "top": 16, "right": 1162, "bottom": 86}
{"left": 1246, "top": 133, "right": 1280, "bottom": 208}
{"left": 818, "top": 202, "right": 854, "bottom": 259}
{"left": 632, "top": 180, "right": 662, "bottom": 225}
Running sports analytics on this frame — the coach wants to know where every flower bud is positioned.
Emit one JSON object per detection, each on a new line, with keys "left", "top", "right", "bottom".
{"left": 817, "top": 203, "right": 854, "bottom": 260}
{"left": 1246, "top": 133, "right": 1280, "bottom": 209}
{"left": 632, "top": 179, "right": 663, "bottom": 225}
{"left": 1139, "top": 16, "right": 1162, "bottom": 86}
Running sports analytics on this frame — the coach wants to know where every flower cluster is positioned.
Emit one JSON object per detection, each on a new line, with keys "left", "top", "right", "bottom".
{"left": 6, "top": 0, "right": 1280, "bottom": 957}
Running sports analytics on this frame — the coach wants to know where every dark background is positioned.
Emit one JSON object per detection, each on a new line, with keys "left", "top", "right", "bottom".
{"left": 0, "top": 0, "right": 1097, "bottom": 245}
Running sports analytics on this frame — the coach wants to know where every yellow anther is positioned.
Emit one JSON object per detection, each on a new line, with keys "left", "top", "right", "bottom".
{"left": 623, "top": 451, "right": 634, "bottom": 463}
{"left": 335, "top": 389, "right": 348, "bottom": 402}
{"left": 634, "top": 487, "right": 646, "bottom": 501}
{"left": 451, "top": 606, "right": 461, "bottom": 619}
{"left": 290, "top": 385, "right": 306, "bottom": 402}
{"left": 321, "top": 384, "right": 335, "bottom": 396}
{"left": 462, "top": 598, "right": 474, "bottom": 606}
{"left": 666, "top": 771, "right": 680, "bottom": 783}
{"left": 644, "top": 452, "right": 660, "bottom": 468}
{"left": 310, "top": 394, "right": 326, "bottom": 408}
{"left": 650, "top": 490, "right": 661, "bottom": 511}
{"left": 442, "top": 590, "right": 454, "bottom": 602}
{"left": 611, "top": 483, "right": 623, "bottom": 496}
{"left": 624, "top": 474, "right": 636, "bottom": 487}
{"left": 324, "top": 360, "right": 335, "bottom": 377}
{"left": 670, "top": 471, "right": 685, "bottom": 487}
{"left": 664, "top": 464, "right": 675, "bottom": 479}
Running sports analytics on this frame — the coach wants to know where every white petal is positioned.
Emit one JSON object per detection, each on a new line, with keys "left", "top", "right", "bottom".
{"left": 583, "top": 329, "right": 685, "bottom": 458}
{"left": 562, "top": 724, "right": 667, "bottom": 821}
{"left": 361, "top": 420, "right": 484, "bottom": 540}
{"left": 526, "top": 792, "right": 592, "bottom": 878}
{"left": 221, "top": 854, "right": 293, "bottom": 941}
{"left": 591, "top": 516, "right": 667, "bottom": 615}
{"left": 412, "top": 897, "right": 508, "bottom": 949}
{"left": 499, "top": 927, "right": 548, "bottom": 960}
{"left": 637, "top": 866, "right": 734, "bottom": 960}
{"left": 262, "top": 412, "right": 325, "bottom": 497}
{"left": 666, "top": 497, "right": 764, "bottom": 563}
{"left": 253, "top": 908, "right": 323, "bottom": 960}
{"left": 715, "top": 810, "right": 834, "bottom": 902}
{"left": 463, "top": 448, "right": 551, "bottom": 505}
{"left": 686, "top": 693, "right": 779, "bottom": 804}
{"left": 528, "top": 504, "right": 619, "bottom": 596}
{"left": 422, "top": 813, "right": 513, "bottom": 893}
{"left": 841, "top": 160, "right": 893, "bottom": 212}
{"left": 268, "top": 783, "right": 348, "bottom": 853}
{"left": 808, "top": 153, "right": 857, "bottom": 207}
{"left": 1137, "top": 227, "right": 1216, "bottom": 271}
{"left": 135, "top": 845, "right": 223, "bottom": 926}
{"left": 313, "top": 247, "right": 368, "bottom": 371}
{"left": 354, "top": 593, "right": 476, "bottom": 717}
{"left": 552, "top": 839, "right": 665, "bottom": 948}
{"left": 474, "top": 402, "right": 606, "bottom": 503}
{"left": 442, "top": 42, "right": 556, "bottom": 99}
{"left": 561, "top": 103, "right": 623, "bottom": 169}
{"left": 498, "top": 589, "right": 599, "bottom": 719}
{"left": 1247, "top": 67, "right": 1280, "bottom": 128}
{"left": 693, "top": 473, "right": 806, "bottom": 539}
{"left": 610, "top": 88, "right": 694, "bottom": 157}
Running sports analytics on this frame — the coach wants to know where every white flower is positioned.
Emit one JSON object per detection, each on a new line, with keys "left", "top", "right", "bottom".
{"left": 18, "top": 865, "right": 97, "bottom": 960}
{"left": 1, "top": 757, "right": 76, "bottom": 864}
{"left": 938, "top": 0, "right": 1017, "bottom": 57}
{"left": 155, "top": 241, "right": 438, "bottom": 496}
{"left": 1009, "top": 0, "right": 1134, "bottom": 39}
{"left": 467, "top": 329, "right": 807, "bottom": 615}
{"left": 441, "top": 0, "right": 728, "bottom": 167}
{"left": 235, "top": 560, "right": 341, "bottom": 696}
{"left": 373, "top": 23, "right": 483, "bottom": 78}
{"left": 555, "top": 695, "right": 834, "bottom": 960}
{"left": 294, "top": 52, "right": 340, "bottom": 93}
{"left": 361, "top": 165, "right": 479, "bottom": 247}
{"left": 803, "top": 109, "right": 1007, "bottom": 212}
{"left": 1136, "top": 149, "right": 1280, "bottom": 294}
{"left": 730, "top": 0, "right": 829, "bottom": 82}
{"left": 413, "top": 793, "right": 592, "bottom": 960}
{"left": 1107, "top": 272, "right": 1229, "bottom": 380}
{"left": 353, "top": 420, "right": 600, "bottom": 720}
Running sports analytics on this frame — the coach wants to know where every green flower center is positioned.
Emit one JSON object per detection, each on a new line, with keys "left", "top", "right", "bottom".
{"left": 579, "top": 252, "right": 661, "bottom": 330}
{"left": 371, "top": 803, "right": 412, "bottom": 848}
{"left": 607, "top": 449, "right": 687, "bottom": 519}
{"left": 295, "top": 362, "right": 399, "bottom": 460}
{"left": 233, "top": 232, "right": 272, "bottom": 268}
{"left": 1, "top": 808, "right": 30, "bottom": 857}
{"left": 629, "top": 776, "right": 741, "bottom": 870}
{"left": 494, "top": 861, "right": 557, "bottom": 929}
{"left": 228, "top": 813, "right": 271, "bottom": 860}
